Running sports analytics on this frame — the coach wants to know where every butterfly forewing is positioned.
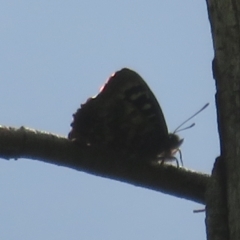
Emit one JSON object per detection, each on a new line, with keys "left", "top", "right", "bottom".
{"left": 69, "top": 68, "right": 180, "bottom": 161}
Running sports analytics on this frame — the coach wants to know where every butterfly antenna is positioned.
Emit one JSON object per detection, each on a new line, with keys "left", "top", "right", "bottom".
{"left": 176, "top": 123, "right": 195, "bottom": 133}
{"left": 174, "top": 103, "right": 209, "bottom": 133}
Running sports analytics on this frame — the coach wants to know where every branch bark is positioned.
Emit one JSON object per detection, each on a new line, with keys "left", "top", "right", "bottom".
{"left": 0, "top": 125, "right": 208, "bottom": 203}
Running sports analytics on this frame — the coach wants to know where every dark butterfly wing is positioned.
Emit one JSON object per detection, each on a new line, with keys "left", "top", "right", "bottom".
{"left": 69, "top": 68, "right": 178, "bottom": 161}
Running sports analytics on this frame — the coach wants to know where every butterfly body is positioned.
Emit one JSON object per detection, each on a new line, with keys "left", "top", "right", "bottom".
{"left": 68, "top": 68, "right": 183, "bottom": 162}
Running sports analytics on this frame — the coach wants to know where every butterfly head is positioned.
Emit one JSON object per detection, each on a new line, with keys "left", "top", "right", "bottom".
{"left": 168, "top": 133, "right": 184, "bottom": 152}
{"left": 157, "top": 133, "right": 184, "bottom": 166}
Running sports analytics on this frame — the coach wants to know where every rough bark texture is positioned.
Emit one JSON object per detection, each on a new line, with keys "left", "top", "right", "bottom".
{"left": 205, "top": 157, "right": 229, "bottom": 239}
{"left": 206, "top": 0, "right": 240, "bottom": 239}
{"left": 0, "top": 125, "right": 208, "bottom": 203}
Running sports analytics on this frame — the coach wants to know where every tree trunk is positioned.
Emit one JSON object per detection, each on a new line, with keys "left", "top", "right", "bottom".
{"left": 206, "top": 1, "right": 240, "bottom": 239}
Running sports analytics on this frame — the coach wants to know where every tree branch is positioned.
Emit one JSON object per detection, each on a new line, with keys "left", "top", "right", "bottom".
{"left": 0, "top": 125, "right": 209, "bottom": 203}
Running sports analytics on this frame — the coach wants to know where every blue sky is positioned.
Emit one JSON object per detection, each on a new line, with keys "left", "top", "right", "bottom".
{"left": 0, "top": 1, "right": 218, "bottom": 239}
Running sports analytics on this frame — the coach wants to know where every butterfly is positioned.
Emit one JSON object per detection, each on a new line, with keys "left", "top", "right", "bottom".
{"left": 68, "top": 68, "right": 183, "bottom": 163}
